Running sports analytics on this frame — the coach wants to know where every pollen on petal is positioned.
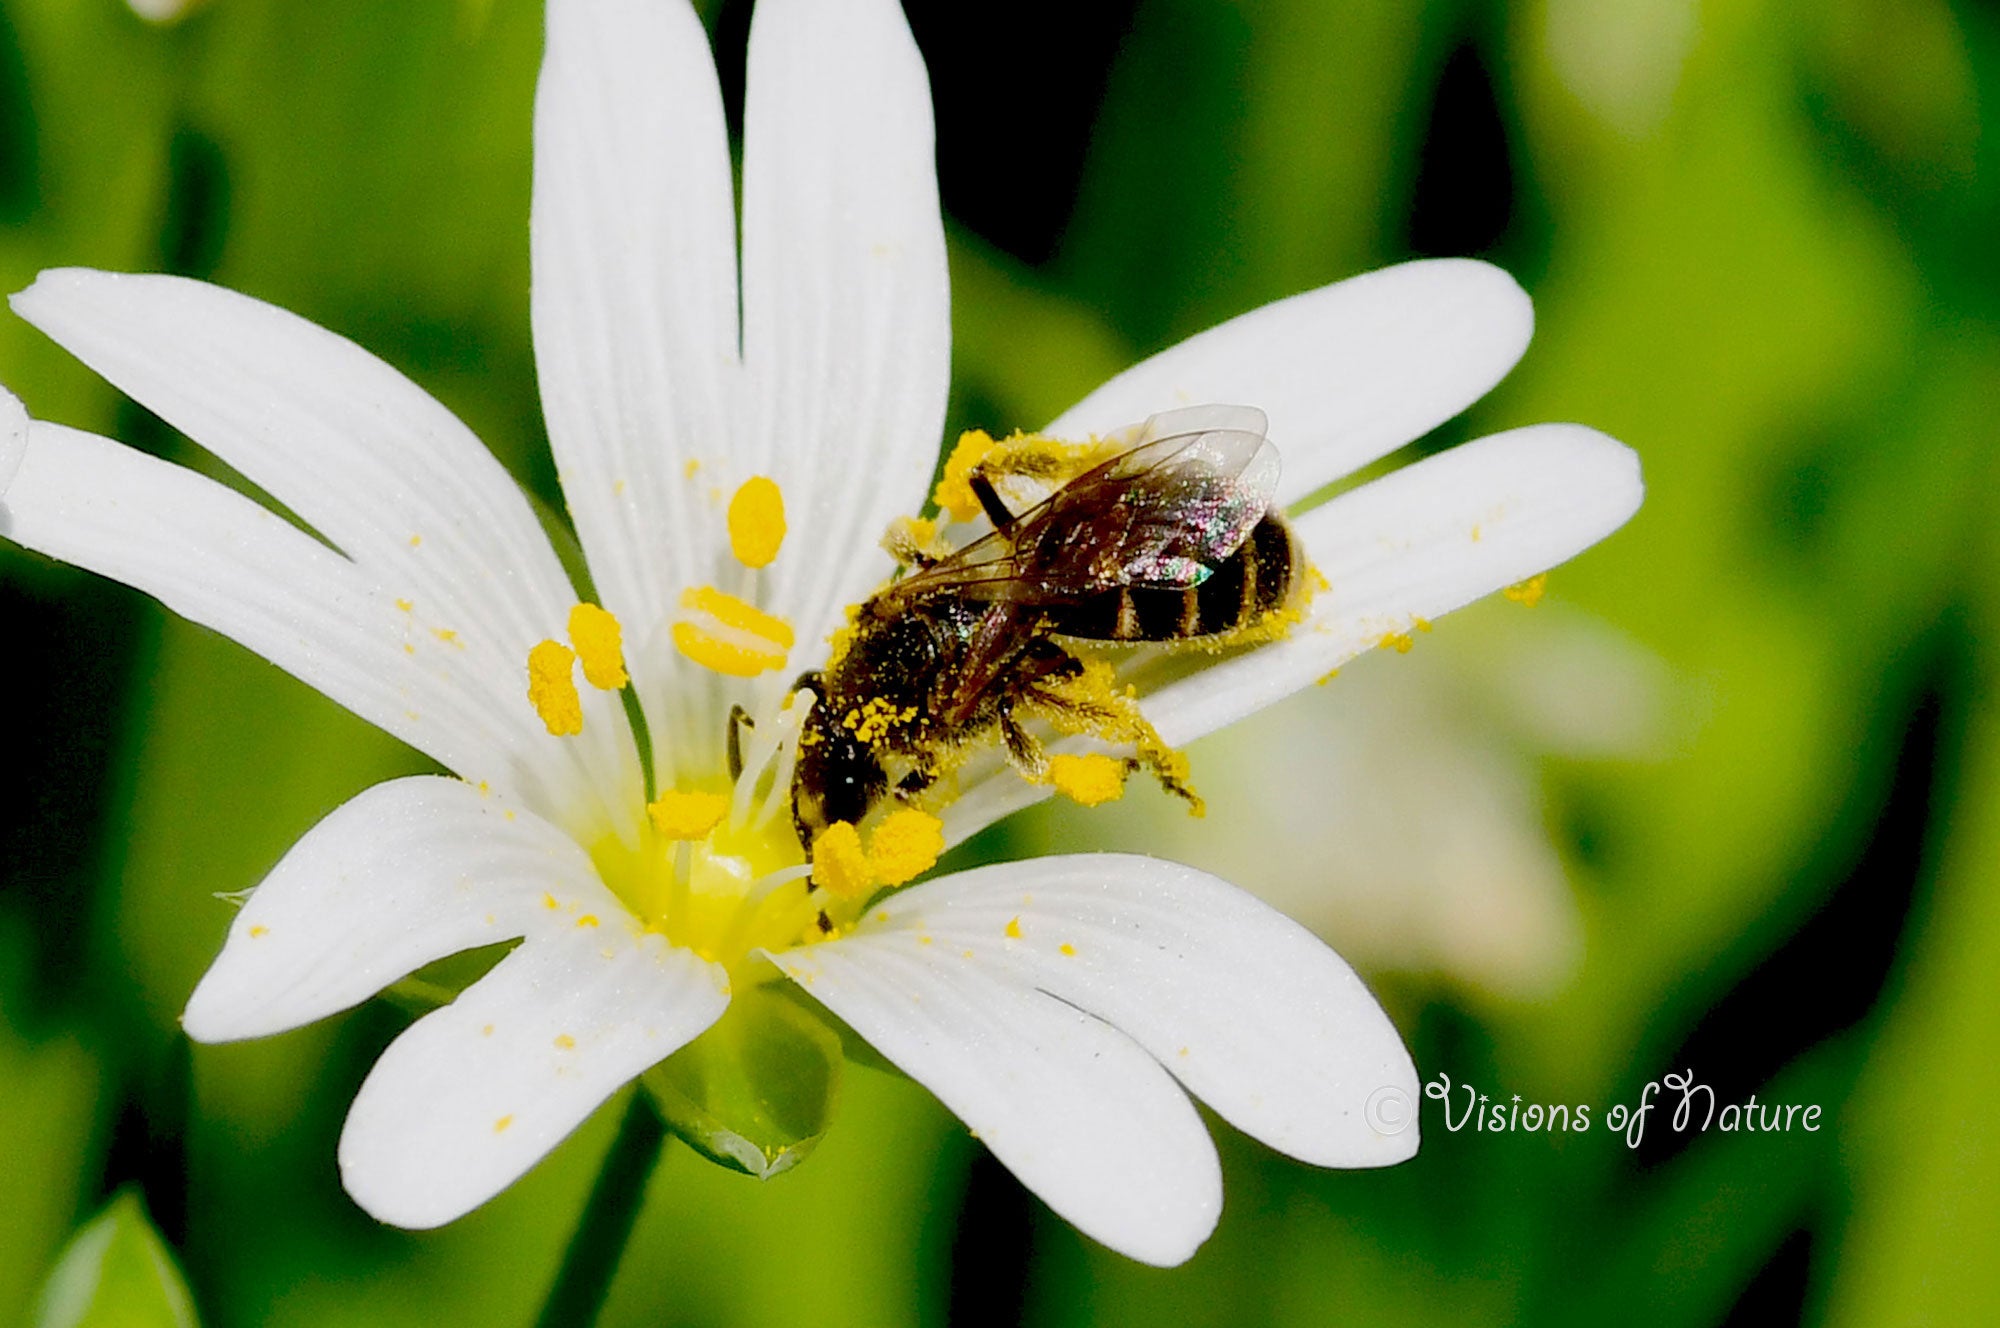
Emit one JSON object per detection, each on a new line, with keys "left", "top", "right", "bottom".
{"left": 727, "top": 476, "right": 787, "bottom": 568}
{"left": 568, "top": 603, "right": 629, "bottom": 689}
{"left": 812, "top": 821, "right": 874, "bottom": 899}
{"left": 648, "top": 788, "right": 730, "bottom": 841}
{"left": 673, "top": 585, "right": 795, "bottom": 677}
{"left": 933, "top": 428, "right": 997, "bottom": 522}
{"left": 868, "top": 809, "right": 943, "bottom": 886}
{"left": 1504, "top": 572, "right": 1548, "bottom": 606}
{"left": 1005, "top": 916, "right": 1023, "bottom": 939}
{"left": 1046, "top": 752, "right": 1128, "bottom": 807}
{"left": 527, "top": 640, "right": 583, "bottom": 736}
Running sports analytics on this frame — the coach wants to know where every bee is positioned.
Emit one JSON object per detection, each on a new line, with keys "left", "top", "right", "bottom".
{"left": 779, "top": 404, "right": 1306, "bottom": 852}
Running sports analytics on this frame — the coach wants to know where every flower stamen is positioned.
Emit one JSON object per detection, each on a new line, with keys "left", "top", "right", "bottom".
{"left": 648, "top": 788, "right": 730, "bottom": 841}
{"left": 727, "top": 476, "right": 787, "bottom": 569}
{"left": 1045, "top": 752, "right": 1127, "bottom": 807}
{"left": 868, "top": 808, "right": 944, "bottom": 885}
{"left": 672, "top": 585, "right": 795, "bottom": 677}
{"left": 568, "top": 602, "right": 629, "bottom": 689}
{"left": 526, "top": 639, "right": 583, "bottom": 735}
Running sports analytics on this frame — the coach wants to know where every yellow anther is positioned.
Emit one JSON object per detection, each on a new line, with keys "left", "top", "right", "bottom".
{"left": 672, "top": 624, "right": 787, "bottom": 677}
{"left": 648, "top": 788, "right": 730, "bottom": 841}
{"left": 568, "top": 602, "right": 629, "bottom": 690}
{"left": 527, "top": 640, "right": 583, "bottom": 736}
{"left": 673, "top": 585, "right": 796, "bottom": 677}
{"left": 1046, "top": 752, "right": 1128, "bottom": 807}
{"left": 882, "top": 514, "right": 950, "bottom": 568}
{"left": 1504, "top": 573, "right": 1548, "bottom": 606}
{"left": 868, "top": 809, "right": 944, "bottom": 886}
{"left": 812, "top": 822, "right": 874, "bottom": 899}
{"left": 727, "top": 476, "right": 788, "bottom": 568}
{"left": 933, "top": 428, "right": 997, "bottom": 521}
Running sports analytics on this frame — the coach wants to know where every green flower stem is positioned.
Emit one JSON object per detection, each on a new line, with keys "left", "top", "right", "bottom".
{"left": 533, "top": 1090, "right": 669, "bottom": 1328}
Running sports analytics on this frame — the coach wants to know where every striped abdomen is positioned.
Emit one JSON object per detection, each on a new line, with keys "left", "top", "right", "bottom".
{"left": 1049, "top": 511, "right": 1303, "bottom": 642}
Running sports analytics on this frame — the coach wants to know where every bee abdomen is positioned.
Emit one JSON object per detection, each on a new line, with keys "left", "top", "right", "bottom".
{"left": 1055, "top": 511, "right": 1300, "bottom": 642}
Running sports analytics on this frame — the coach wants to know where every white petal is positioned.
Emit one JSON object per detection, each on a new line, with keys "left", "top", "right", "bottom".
{"left": 8, "top": 271, "right": 639, "bottom": 834}
{"left": 1144, "top": 423, "right": 1643, "bottom": 745}
{"left": 1045, "top": 259, "right": 1534, "bottom": 505}
{"left": 339, "top": 922, "right": 728, "bottom": 1229}
{"left": 0, "top": 385, "right": 23, "bottom": 492}
{"left": 0, "top": 422, "right": 635, "bottom": 836}
{"left": 531, "top": 0, "right": 740, "bottom": 669}
{"left": 738, "top": 0, "right": 951, "bottom": 682}
{"left": 184, "top": 777, "right": 616, "bottom": 1042}
{"left": 939, "top": 424, "right": 1642, "bottom": 844}
{"left": 772, "top": 912, "right": 1221, "bottom": 1266}
{"left": 822, "top": 856, "right": 1415, "bottom": 1169}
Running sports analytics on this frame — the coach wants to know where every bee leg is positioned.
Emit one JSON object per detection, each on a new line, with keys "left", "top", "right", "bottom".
{"left": 726, "top": 704, "right": 754, "bottom": 781}
{"left": 996, "top": 704, "right": 1049, "bottom": 781}
{"left": 969, "top": 472, "right": 1017, "bottom": 532}
{"left": 896, "top": 765, "right": 938, "bottom": 799}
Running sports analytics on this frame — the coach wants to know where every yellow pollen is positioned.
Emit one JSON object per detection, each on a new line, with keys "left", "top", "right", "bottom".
{"left": 568, "top": 603, "right": 629, "bottom": 690}
{"left": 402, "top": 643, "right": 416, "bottom": 655}
{"left": 1005, "top": 916, "right": 1023, "bottom": 939}
{"left": 577, "top": 914, "right": 600, "bottom": 928}
{"left": 248, "top": 925, "right": 269, "bottom": 938}
{"left": 673, "top": 585, "right": 795, "bottom": 677}
{"left": 395, "top": 598, "right": 413, "bottom": 612}
{"left": 1378, "top": 631, "right": 1415, "bottom": 654}
{"left": 868, "top": 809, "right": 944, "bottom": 886}
{"left": 482, "top": 1024, "right": 494, "bottom": 1037}
{"left": 845, "top": 697, "right": 917, "bottom": 744}
{"left": 648, "top": 788, "right": 730, "bottom": 841}
{"left": 434, "top": 628, "right": 461, "bottom": 647}
{"left": 1414, "top": 617, "right": 1433, "bottom": 633}
{"left": 1046, "top": 752, "right": 1128, "bottom": 807}
{"left": 683, "top": 458, "right": 701, "bottom": 479}
{"left": 493, "top": 1115, "right": 513, "bottom": 1134}
{"left": 934, "top": 428, "right": 997, "bottom": 521}
{"left": 727, "top": 476, "right": 788, "bottom": 568}
{"left": 1060, "top": 942, "right": 1077, "bottom": 956}
{"left": 408, "top": 534, "right": 422, "bottom": 548}
{"left": 812, "top": 822, "right": 874, "bottom": 899}
{"left": 542, "top": 893, "right": 559, "bottom": 910}
{"left": 527, "top": 640, "right": 583, "bottom": 736}
{"left": 1504, "top": 573, "right": 1548, "bottom": 606}
{"left": 554, "top": 1034, "right": 576, "bottom": 1050}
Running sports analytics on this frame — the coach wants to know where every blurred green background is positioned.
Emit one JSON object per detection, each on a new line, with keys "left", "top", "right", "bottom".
{"left": 3, "top": 0, "right": 1998, "bottom": 1324}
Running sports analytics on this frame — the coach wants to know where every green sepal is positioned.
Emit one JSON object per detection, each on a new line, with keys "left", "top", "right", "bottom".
{"left": 642, "top": 981, "right": 842, "bottom": 1179}
{"left": 33, "top": 1190, "right": 199, "bottom": 1328}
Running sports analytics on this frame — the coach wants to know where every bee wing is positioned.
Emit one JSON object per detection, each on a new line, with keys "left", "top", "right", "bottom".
{"left": 885, "top": 405, "right": 1280, "bottom": 607}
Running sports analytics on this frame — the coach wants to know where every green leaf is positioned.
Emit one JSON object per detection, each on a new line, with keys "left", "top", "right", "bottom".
{"left": 32, "top": 1192, "right": 197, "bottom": 1328}
{"left": 642, "top": 983, "right": 842, "bottom": 1180}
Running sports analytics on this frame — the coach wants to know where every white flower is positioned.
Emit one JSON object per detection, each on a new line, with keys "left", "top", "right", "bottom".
{"left": 0, "top": 0, "right": 1641, "bottom": 1268}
